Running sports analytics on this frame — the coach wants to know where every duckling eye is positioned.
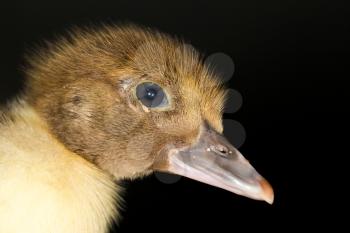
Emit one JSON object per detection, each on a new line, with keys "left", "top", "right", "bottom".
{"left": 136, "top": 82, "right": 169, "bottom": 108}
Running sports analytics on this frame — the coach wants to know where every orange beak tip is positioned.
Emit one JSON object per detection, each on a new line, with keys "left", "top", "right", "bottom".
{"left": 259, "top": 178, "right": 274, "bottom": 205}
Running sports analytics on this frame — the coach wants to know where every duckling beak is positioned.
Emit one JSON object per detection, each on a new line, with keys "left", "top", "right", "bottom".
{"left": 163, "top": 124, "right": 274, "bottom": 204}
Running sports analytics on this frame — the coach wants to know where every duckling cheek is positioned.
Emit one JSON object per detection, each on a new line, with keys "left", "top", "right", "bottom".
{"left": 126, "top": 133, "right": 156, "bottom": 161}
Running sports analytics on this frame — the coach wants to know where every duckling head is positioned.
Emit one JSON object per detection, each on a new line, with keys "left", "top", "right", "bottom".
{"left": 25, "top": 24, "right": 273, "bottom": 204}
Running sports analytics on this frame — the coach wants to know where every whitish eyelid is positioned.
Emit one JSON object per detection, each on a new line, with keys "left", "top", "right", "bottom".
{"left": 134, "top": 81, "right": 174, "bottom": 112}
{"left": 118, "top": 74, "right": 174, "bottom": 112}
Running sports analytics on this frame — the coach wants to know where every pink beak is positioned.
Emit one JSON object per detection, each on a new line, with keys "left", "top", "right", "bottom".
{"left": 160, "top": 124, "right": 274, "bottom": 204}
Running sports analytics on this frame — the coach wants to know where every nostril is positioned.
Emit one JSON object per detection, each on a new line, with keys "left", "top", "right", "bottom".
{"left": 217, "top": 145, "right": 228, "bottom": 154}
{"left": 210, "top": 144, "right": 230, "bottom": 158}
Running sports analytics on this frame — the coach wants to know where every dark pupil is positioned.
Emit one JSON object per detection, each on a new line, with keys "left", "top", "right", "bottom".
{"left": 146, "top": 88, "right": 157, "bottom": 100}
{"left": 136, "top": 82, "right": 165, "bottom": 108}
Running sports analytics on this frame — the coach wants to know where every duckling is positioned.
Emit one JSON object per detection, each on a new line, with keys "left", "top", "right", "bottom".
{"left": 0, "top": 24, "right": 273, "bottom": 233}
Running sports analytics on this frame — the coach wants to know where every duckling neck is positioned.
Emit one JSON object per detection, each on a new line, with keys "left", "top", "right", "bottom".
{"left": 0, "top": 100, "right": 120, "bottom": 233}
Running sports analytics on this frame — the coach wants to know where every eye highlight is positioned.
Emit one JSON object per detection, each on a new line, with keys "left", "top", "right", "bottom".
{"left": 136, "top": 82, "right": 169, "bottom": 108}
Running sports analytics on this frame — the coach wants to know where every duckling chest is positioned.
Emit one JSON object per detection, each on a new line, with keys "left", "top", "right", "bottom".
{"left": 0, "top": 118, "right": 120, "bottom": 233}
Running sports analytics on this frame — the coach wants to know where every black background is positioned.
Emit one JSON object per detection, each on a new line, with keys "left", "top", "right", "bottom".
{"left": 1, "top": 0, "right": 348, "bottom": 232}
